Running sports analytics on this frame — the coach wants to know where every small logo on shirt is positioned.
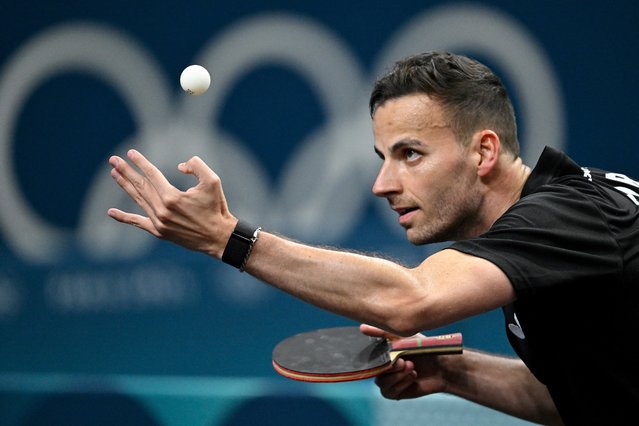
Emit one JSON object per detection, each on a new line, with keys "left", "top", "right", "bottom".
{"left": 508, "top": 312, "right": 526, "bottom": 339}
{"left": 581, "top": 167, "right": 592, "bottom": 182}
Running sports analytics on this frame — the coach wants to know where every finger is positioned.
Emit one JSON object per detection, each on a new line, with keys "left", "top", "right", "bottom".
{"left": 359, "top": 324, "right": 401, "bottom": 340}
{"left": 107, "top": 208, "right": 161, "bottom": 238}
{"left": 111, "top": 153, "right": 170, "bottom": 222}
{"left": 375, "top": 359, "right": 417, "bottom": 400}
{"left": 126, "top": 149, "right": 174, "bottom": 197}
{"left": 382, "top": 373, "right": 418, "bottom": 400}
{"left": 179, "top": 156, "right": 232, "bottom": 220}
{"left": 178, "top": 155, "right": 215, "bottom": 179}
{"left": 375, "top": 358, "right": 409, "bottom": 386}
{"left": 179, "top": 156, "right": 225, "bottom": 193}
{"left": 110, "top": 161, "right": 155, "bottom": 216}
{"left": 359, "top": 324, "right": 384, "bottom": 337}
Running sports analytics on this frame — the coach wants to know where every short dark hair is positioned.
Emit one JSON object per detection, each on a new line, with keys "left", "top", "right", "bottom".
{"left": 369, "top": 51, "right": 519, "bottom": 157}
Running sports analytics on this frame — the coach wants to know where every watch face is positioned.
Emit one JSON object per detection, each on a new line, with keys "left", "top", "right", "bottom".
{"left": 235, "top": 221, "right": 259, "bottom": 241}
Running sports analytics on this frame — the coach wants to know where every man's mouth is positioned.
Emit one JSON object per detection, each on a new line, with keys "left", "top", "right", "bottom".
{"left": 393, "top": 206, "right": 419, "bottom": 224}
{"left": 395, "top": 207, "right": 417, "bottom": 215}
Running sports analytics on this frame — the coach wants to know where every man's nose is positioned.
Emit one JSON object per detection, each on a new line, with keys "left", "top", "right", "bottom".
{"left": 372, "top": 163, "right": 400, "bottom": 197}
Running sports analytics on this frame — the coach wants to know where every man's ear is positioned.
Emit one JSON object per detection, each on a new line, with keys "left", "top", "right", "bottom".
{"left": 474, "top": 130, "right": 501, "bottom": 177}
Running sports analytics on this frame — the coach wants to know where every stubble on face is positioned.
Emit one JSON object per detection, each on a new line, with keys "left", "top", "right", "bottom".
{"left": 406, "top": 151, "right": 485, "bottom": 245}
{"left": 373, "top": 94, "right": 486, "bottom": 245}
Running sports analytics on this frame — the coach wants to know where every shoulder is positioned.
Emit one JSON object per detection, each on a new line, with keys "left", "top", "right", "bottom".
{"left": 511, "top": 172, "right": 638, "bottom": 235}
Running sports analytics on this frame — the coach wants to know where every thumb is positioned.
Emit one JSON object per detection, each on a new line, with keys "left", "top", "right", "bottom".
{"left": 178, "top": 156, "right": 220, "bottom": 184}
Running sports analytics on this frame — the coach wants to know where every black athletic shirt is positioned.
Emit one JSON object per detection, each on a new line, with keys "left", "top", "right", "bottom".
{"left": 450, "top": 146, "right": 639, "bottom": 424}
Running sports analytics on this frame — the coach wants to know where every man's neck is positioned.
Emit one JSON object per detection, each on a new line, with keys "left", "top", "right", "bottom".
{"left": 479, "top": 156, "right": 532, "bottom": 233}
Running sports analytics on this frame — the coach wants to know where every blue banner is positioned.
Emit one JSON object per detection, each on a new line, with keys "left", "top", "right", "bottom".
{"left": 1, "top": 0, "right": 637, "bottom": 379}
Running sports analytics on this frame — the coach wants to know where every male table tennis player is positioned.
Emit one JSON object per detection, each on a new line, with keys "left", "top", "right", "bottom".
{"left": 108, "top": 51, "right": 639, "bottom": 425}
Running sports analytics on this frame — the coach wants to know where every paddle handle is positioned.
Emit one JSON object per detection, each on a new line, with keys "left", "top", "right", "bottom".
{"left": 390, "top": 332, "right": 463, "bottom": 354}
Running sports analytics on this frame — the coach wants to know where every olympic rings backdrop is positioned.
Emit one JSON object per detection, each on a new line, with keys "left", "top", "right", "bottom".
{"left": 0, "top": 1, "right": 637, "bottom": 423}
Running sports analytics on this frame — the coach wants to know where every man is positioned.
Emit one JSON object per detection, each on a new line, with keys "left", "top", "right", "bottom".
{"left": 108, "top": 51, "right": 639, "bottom": 425}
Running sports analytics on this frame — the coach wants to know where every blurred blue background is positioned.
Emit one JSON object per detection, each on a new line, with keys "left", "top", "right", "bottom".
{"left": 0, "top": 0, "right": 637, "bottom": 424}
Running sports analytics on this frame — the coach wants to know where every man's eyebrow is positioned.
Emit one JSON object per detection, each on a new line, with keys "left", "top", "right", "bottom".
{"left": 388, "top": 138, "right": 425, "bottom": 154}
{"left": 374, "top": 139, "right": 425, "bottom": 158}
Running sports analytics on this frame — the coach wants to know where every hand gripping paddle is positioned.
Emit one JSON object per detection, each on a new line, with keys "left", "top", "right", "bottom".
{"left": 272, "top": 326, "right": 463, "bottom": 383}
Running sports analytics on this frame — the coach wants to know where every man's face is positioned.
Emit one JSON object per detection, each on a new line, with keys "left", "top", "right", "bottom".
{"left": 372, "top": 94, "right": 484, "bottom": 244}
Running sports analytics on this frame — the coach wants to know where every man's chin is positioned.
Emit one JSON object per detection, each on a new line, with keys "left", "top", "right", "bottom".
{"left": 406, "top": 229, "right": 428, "bottom": 246}
{"left": 406, "top": 228, "right": 450, "bottom": 246}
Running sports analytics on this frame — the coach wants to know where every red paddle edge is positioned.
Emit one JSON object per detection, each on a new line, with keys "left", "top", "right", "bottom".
{"left": 272, "top": 358, "right": 390, "bottom": 383}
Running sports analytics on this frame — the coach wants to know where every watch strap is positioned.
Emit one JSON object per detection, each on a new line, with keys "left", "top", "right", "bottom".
{"left": 222, "top": 221, "right": 261, "bottom": 271}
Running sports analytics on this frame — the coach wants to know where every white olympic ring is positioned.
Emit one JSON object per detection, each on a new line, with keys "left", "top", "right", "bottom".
{"left": 0, "top": 4, "right": 565, "bottom": 263}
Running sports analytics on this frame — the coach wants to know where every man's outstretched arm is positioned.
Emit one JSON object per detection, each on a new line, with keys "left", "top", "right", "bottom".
{"left": 108, "top": 150, "right": 514, "bottom": 335}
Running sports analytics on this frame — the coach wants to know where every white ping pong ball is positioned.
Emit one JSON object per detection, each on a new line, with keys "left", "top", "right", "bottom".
{"left": 180, "top": 65, "right": 210, "bottom": 96}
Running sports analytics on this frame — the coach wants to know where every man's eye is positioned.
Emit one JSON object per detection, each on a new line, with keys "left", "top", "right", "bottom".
{"left": 405, "top": 149, "right": 421, "bottom": 161}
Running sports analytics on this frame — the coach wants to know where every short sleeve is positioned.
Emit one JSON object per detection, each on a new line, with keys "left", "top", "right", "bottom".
{"left": 450, "top": 185, "right": 621, "bottom": 297}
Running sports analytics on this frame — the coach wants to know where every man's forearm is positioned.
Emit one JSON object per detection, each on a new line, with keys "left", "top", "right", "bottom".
{"left": 243, "top": 232, "right": 422, "bottom": 334}
{"left": 240, "top": 231, "right": 514, "bottom": 336}
{"left": 442, "top": 350, "right": 562, "bottom": 425}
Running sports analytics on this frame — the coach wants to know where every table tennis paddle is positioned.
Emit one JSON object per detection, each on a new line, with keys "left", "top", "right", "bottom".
{"left": 272, "top": 326, "right": 463, "bottom": 383}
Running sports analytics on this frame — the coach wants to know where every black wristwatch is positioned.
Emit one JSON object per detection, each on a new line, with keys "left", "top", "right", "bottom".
{"left": 222, "top": 220, "right": 261, "bottom": 272}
